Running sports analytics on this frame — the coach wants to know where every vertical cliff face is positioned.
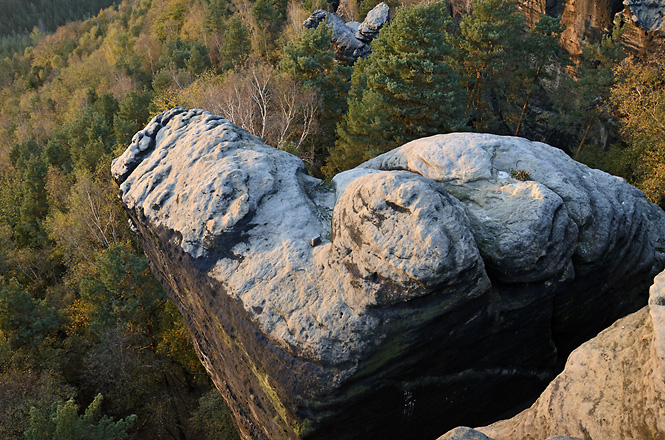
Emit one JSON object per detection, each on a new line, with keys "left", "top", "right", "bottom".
{"left": 112, "top": 108, "right": 665, "bottom": 439}
{"left": 448, "top": 0, "right": 663, "bottom": 57}
{"left": 441, "top": 268, "right": 665, "bottom": 440}
{"left": 560, "top": 0, "right": 623, "bottom": 56}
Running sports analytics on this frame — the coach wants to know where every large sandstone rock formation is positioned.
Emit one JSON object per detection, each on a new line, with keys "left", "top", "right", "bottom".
{"left": 112, "top": 108, "right": 665, "bottom": 440}
{"left": 440, "top": 268, "right": 665, "bottom": 440}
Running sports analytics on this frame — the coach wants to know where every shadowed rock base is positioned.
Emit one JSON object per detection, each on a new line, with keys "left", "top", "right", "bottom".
{"left": 441, "top": 270, "right": 665, "bottom": 440}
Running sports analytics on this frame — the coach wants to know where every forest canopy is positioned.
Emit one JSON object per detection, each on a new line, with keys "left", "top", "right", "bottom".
{"left": 0, "top": 0, "right": 122, "bottom": 57}
{"left": 0, "top": 0, "right": 663, "bottom": 438}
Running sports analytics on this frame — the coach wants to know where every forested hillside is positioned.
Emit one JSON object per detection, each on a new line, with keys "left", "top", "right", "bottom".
{"left": 0, "top": 0, "right": 664, "bottom": 438}
{"left": 0, "top": 0, "right": 122, "bottom": 57}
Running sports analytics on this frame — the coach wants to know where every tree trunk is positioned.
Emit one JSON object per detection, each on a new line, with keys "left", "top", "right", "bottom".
{"left": 574, "top": 120, "right": 592, "bottom": 160}
{"left": 515, "top": 63, "right": 544, "bottom": 137}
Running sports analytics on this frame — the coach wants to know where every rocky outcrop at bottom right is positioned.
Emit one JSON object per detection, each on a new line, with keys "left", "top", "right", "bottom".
{"left": 440, "top": 270, "right": 665, "bottom": 440}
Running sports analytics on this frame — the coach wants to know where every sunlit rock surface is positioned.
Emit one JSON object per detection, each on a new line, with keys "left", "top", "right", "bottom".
{"left": 112, "top": 108, "right": 665, "bottom": 440}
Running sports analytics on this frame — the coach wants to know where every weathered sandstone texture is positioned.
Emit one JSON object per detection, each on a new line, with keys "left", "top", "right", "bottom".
{"left": 303, "top": 2, "right": 388, "bottom": 64}
{"left": 620, "top": 0, "right": 665, "bottom": 53}
{"left": 439, "top": 427, "right": 582, "bottom": 440}
{"left": 440, "top": 268, "right": 665, "bottom": 440}
{"left": 112, "top": 108, "right": 665, "bottom": 440}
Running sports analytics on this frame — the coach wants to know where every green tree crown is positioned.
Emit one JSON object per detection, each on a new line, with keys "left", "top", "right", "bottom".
{"left": 326, "top": 0, "right": 465, "bottom": 176}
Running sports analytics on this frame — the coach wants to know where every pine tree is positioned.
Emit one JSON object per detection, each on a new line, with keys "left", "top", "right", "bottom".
{"left": 204, "top": 0, "right": 231, "bottom": 35}
{"left": 0, "top": 277, "right": 60, "bottom": 348}
{"left": 457, "top": 0, "right": 527, "bottom": 132}
{"left": 113, "top": 90, "right": 154, "bottom": 148}
{"left": 251, "top": 0, "right": 284, "bottom": 59}
{"left": 554, "top": 23, "right": 624, "bottom": 158}
{"left": 220, "top": 16, "right": 251, "bottom": 71}
{"left": 327, "top": 84, "right": 392, "bottom": 172}
{"left": 8, "top": 140, "right": 50, "bottom": 247}
{"left": 325, "top": 0, "right": 465, "bottom": 176}
{"left": 514, "top": 15, "right": 569, "bottom": 136}
{"left": 25, "top": 394, "right": 137, "bottom": 440}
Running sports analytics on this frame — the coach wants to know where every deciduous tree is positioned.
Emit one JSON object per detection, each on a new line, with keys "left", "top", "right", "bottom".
{"left": 609, "top": 52, "right": 665, "bottom": 205}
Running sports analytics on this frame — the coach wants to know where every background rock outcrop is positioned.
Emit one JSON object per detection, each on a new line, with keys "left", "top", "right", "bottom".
{"left": 303, "top": 2, "right": 388, "bottom": 63}
{"left": 621, "top": 0, "right": 665, "bottom": 52}
{"left": 321, "top": 0, "right": 664, "bottom": 61}
{"left": 447, "top": 0, "right": 665, "bottom": 57}
{"left": 440, "top": 268, "right": 665, "bottom": 440}
{"left": 112, "top": 108, "right": 665, "bottom": 439}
